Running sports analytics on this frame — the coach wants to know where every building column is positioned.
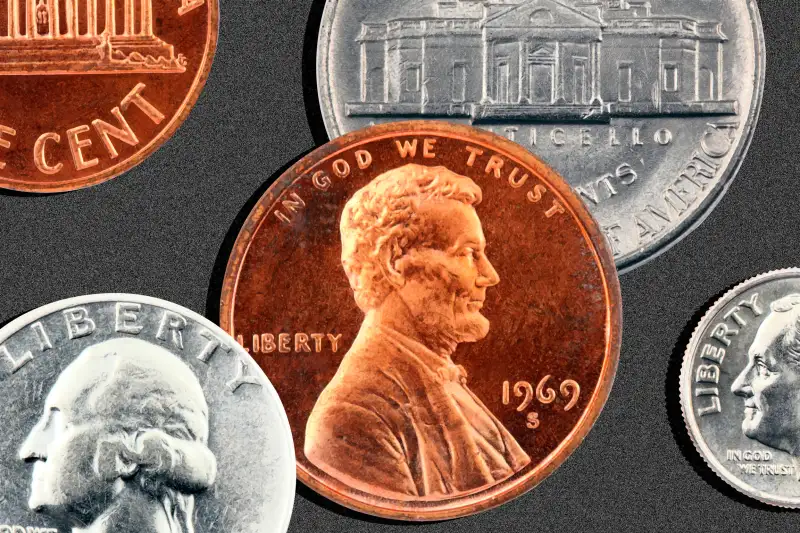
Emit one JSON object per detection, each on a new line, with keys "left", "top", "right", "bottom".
{"left": 123, "top": 0, "right": 133, "bottom": 35}
{"left": 85, "top": 0, "right": 95, "bottom": 35}
{"left": 26, "top": 0, "right": 35, "bottom": 37}
{"left": 140, "top": 0, "right": 151, "bottom": 35}
{"left": 591, "top": 42, "right": 600, "bottom": 101}
{"left": 481, "top": 37, "right": 491, "bottom": 103}
{"left": 104, "top": 0, "right": 114, "bottom": 35}
{"left": 47, "top": 0, "right": 56, "bottom": 36}
{"left": 8, "top": 0, "right": 17, "bottom": 37}
{"left": 70, "top": 0, "right": 79, "bottom": 36}
{"left": 553, "top": 41, "right": 562, "bottom": 101}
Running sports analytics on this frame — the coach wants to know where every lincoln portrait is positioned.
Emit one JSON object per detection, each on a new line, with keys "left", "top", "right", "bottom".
{"left": 19, "top": 337, "right": 216, "bottom": 533}
{"left": 304, "top": 163, "right": 530, "bottom": 500}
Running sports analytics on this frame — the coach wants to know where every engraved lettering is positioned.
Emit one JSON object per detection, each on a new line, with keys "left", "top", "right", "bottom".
{"left": 507, "top": 168, "right": 528, "bottom": 188}
{"left": 545, "top": 201, "right": 565, "bottom": 218}
{"left": 550, "top": 128, "right": 565, "bottom": 146}
{"left": 422, "top": 138, "right": 436, "bottom": 158}
{"left": 711, "top": 323, "right": 737, "bottom": 346}
{"left": 632, "top": 127, "right": 643, "bottom": 146}
{"left": 63, "top": 307, "right": 96, "bottom": 339}
{"left": 654, "top": 128, "right": 673, "bottom": 145}
{"left": 30, "top": 322, "right": 52, "bottom": 351}
{"left": 295, "top": 333, "right": 311, "bottom": 353}
{"left": 465, "top": 145, "right": 484, "bottom": 166}
{"left": 485, "top": 155, "right": 504, "bottom": 178}
{"left": 332, "top": 158, "right": 351, "bottom": 179}
{"left": 312, "top": 170, "right": 331, "bottom": 191}
{"left": 608, "top": 127, "right": 620, "bottom": 146}
{"left": 115, "top": 302, "right": 143, "bottom": 334}
{"left": 67, "top": 125, "right": 100, "bottom": 171}
{"left": 603, "top": 224, "right": 623, "bottom": 257}
{"left": 311, "top": 333, "right": 324, "bottom": 352}
{"left": 327, "top": 333, "right": 342, "bottom": 352}
{"left": 120, "top": 83, "right": 165, "bottom": 124}
{"left": 278, "top": 333, "right": 291, "bottom": 353}
{"left": 354, "top": 149, "right": 372, "bottom": 169}
{"left": 580, "top": 128, "right": 591, "bottom": 146}
{"left": 226, "top": 357, "right": 261, "bottom": 392}
{"left": 274, "top": 192, "right": 306, "bottom": 225}
{"left": 92, "top": 107, "right": 140, "bottom": 159}
{"left": 33, "top": 133, "right": 63, "bottom": 175}
{"left": 0, "top": 125, "right": 15, "bottom": 170}
{"left": 738, "top": 293, "right": 763, "bottom": 317}
{"left": 197, "top": 330, "right": 231, "bottom": 363}
{"left": 697, "top": 396, "right": 721, "bottom": 416}
{"left": 696, "top": 365, "right": 720, "bottom": 384}
{"left": 395, "top": 139, "right": 418, "bottom": 158}
{"left": 701, "top": 343, "right": 725, "bottom": 364}
{"left": 155, "top": 311, "right": 186, "bottom": 349}
{"left": 1, "top": 345, "right": 33, "bottom": 374}
{"left": 526, "top": 184, "right": 546, "bottom": 203}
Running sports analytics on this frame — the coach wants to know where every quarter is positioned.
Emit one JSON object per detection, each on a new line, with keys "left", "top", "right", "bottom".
{"left": 0, "top": 294, "right": 296, "bottom": 532}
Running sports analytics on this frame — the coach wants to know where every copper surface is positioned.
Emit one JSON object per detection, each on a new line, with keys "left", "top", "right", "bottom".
{"left": 220, "top": 121, "right": 622, "bottom": 520}
{"left": 0, "top": 0, "right": 217, "bottom": 192}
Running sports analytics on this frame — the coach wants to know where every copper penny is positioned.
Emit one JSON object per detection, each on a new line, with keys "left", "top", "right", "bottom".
{"left": 0, "top": 0, "right": 217, "bottom": 192}
{"left": 220, "top": 121, "right": 622, "bottom": 520}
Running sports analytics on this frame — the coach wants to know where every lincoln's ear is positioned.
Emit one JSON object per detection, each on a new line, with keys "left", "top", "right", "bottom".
{"left": 94, "top": 437, "right": 138, "bottom": 481}
{"left": 378, "top": 241, "right": 405, "bottom": 289}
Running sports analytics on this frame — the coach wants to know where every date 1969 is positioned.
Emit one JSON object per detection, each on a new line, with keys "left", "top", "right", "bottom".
{"left": 502, "top": 377, "right": 581, "bottom": 429}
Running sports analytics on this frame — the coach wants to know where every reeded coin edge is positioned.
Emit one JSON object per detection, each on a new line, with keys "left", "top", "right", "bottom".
{"left": 315, "top": 0, "right": 766, "bottom": 274}
{"left": 219, "top": 120, "right": 623, "bottom": 521}
{"left": 0, "top": 293, "right": 297, "bottom": 531}
{"left": 680, "top": 268, "right": 800, "bottom": 508}
{"left": 0, "top": 4, "right": 220, "bottom": 193}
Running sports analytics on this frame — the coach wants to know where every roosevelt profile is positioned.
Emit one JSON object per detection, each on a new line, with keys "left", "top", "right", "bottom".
{"left": 19, "top": 337, "right": 216, "bottom": 533}
{"left": 304, "top": 163, "right": 530, "bottom": 500}
{"left": 732, "top": 294, "right": 800, "bottom": 457}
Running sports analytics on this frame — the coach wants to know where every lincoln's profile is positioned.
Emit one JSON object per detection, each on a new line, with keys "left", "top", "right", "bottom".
{"left": 732, "top": 294, "right": 800, "bottom": 455}
{"left": 19, "top": 337, "right": 216, "bottom": 533}
{"left": 304, "top": 163, "right": 530, "bottom": 499}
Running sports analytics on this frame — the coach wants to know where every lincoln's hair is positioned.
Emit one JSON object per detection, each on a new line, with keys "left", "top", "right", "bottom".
{"left": 340, "top": 163, "right": 482, "bottom": 311}
{"left": 67, "top": 338, "right": 216, "bottom": 533}
{"left": 768, "top": 294, "right": 800, "bottom": 364}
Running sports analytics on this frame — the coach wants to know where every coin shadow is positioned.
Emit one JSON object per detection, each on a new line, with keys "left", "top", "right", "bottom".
{"left": 204, "top": 150, "right": 313, "bottom": 323}
{"left": 665, "top": 285, "right": 794, "bottom": 513}
{"left": 302, "top": 0, "right": 332, "bottom": 147}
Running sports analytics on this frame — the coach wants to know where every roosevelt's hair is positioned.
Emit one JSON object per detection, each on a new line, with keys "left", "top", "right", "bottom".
{"left": 769, "top": 294, "right": 800, "bottom": 364}
{"left": 340, "top": 163, "right": 482, "bottom": 311}
{"left": 67, "top": 338, "right": 216, "bottom": 533}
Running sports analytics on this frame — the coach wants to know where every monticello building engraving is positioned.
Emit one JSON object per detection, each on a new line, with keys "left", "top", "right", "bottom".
{"left": 0, "top": 0, "right": 185, "bottom": 74}
{"left": 348, "top": 0, "right": 738, "bottom": 122}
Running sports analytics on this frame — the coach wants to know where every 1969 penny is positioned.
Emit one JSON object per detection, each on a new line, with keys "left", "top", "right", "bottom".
{"left": 220, "top": 121, "right": 622, "bottom": 520}
{"left": 0, "top": 0, "right": 217, "bottom": 191}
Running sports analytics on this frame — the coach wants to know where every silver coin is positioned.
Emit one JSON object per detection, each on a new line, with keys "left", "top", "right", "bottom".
{"left": 681, "top": 269, "right": 800, "bottom": 507}
{"left": 317, "top": 0, "right": 764, "bottom": 272}
{"left": 0, "top": 294, "right": 295, "bottom": 533}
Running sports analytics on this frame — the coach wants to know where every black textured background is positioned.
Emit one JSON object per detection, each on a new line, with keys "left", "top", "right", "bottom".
{"left": 0, "top": 0, "right": 798, "bottom": 530}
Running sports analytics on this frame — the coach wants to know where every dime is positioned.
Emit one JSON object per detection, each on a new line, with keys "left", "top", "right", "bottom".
{"left": 0, "top": 294, "right": 295, "bottom": 532}
{"left": 316, "top": 0, "right": 764, "bottom": 272}
{"left": 220, "top": 121, "right": 621, "bottom": 519}
{"left": 0, "top": 0, "right": 217, "bottom": 192}
{"left": 681, "top": 269, "right": 800, "bottom": 507}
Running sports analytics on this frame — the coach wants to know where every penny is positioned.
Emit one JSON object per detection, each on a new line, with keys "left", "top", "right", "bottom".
{"left": 0, "top": 294, "right": 295, "bottom": 532}
{"left": 316, "top": 0, "right": 764, "bottom": 272}
{"left": 681, "top": 269, "right": 800, "bottom": 507}
{"left": 220, "top": 121, "right": 621, "bottom": 520}
{"left": 0, "top": 0, "right": 217, "bottom": 192}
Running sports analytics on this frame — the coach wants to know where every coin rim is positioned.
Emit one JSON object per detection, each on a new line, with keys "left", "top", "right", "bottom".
{"left": 680, "top": 268, "right": 800, "bottom": 508}
{"left": 0, "top": 292, "right": 297, "bottom": 530}
{"left": 219, "top": 120, "right": 622, "bottom": 520}
{"left": 314, "top": 0, "right": 766, "bottom": 274}
{"left": 0, "top": 2, "right": 220, "bottom": 193}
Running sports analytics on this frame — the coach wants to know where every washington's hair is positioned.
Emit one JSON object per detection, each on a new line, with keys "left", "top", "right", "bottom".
{"left": 66, "top": 338, "right": 216, "bottom": 533}
{"left": 769, "top": 294, "right": 800, "bottom": 365}
{"left": 340, "top": 164, "right": 482, "bottom": 311}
